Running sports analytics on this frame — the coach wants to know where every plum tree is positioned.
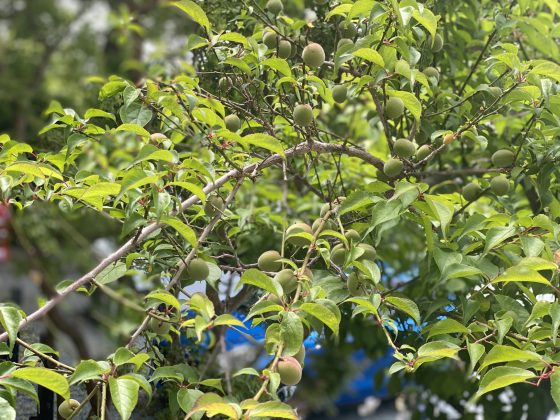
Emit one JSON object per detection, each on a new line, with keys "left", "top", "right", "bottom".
{"left": 186, "top": 258, "right": 209, "bottom": 281}
{"left": 149, "top": 317, "right": 171, "bottom": 335}
{"left": 274, "top": 269, "right": 297, "bottom": 294}
{"left": 385, "top": 97, "right": 404, "bottom": 119}
{"left": 490, "top": 175, "right": 510, "bottom": 196}
{"left": 286, "top": 222, "right": 313, "bottom": 246}
{"left": 224, "top": 114, "right": 241, "bottom": 132}
{"left": 491, "top": 149, "right": 515, "bottom": 167}
{"left": 263, "top": 31, "right": 277, "bottom": 49}
{"left": 393, "top": 138, "right": 416, "bottom": 158}
{"left": 332, "top": 85, "right": 348, "bottom": 103}
{"left": 463, "top": 182, "right": 482, "bottom": 201}
{"left": 383, "top": 158, "right": 404, "bottom": 177}
{"left": 266, "top": 0, "right": 283, "bottom": 15}
{"left": 204, "top": 195, "right": 225, "bottom": 217}
{"left": 277, "top": 40, "right": 291, "bottom": 59}
{"left": 416, "top": 144, "right": 431, "bottom": 161}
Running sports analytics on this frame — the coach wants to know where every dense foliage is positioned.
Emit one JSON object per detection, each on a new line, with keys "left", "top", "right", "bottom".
{"left": 1, "top": 0, "right": 560, "bottom": 418}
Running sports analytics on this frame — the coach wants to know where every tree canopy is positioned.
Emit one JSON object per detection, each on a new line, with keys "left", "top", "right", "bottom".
{"left": 1, "top": 0, "right": 560, "bottom": 418}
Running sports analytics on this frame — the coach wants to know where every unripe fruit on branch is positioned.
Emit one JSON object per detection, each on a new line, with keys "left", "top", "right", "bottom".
{"left": 488, "top": 86, "right": 502, "bottom": 98}
{"left": 462, "top": 183, "right": 481, "bottom": 201}
{"left": 258, "top": 250, "right": 282, "bottom": 272}
{"left": 443, "top": 133, "right": 455, "bottom": 145}
{"left": 384, "top": 97, "right": 404, "bottom": 119}
{"left": 225, "top": 114, "right": 241, "bottom": 132}
{"left": 331, "top": 243, "right": 346, "bottom": 266}
{"left": 294, "top": 345, "right": 306, "bottom": 366}
{"left": 347, "top": 272, "right": 365, "bottom": 296}
{"left": 267, "top": 293, "right": 283, "bottom": 305}
{"left": 149, "top": 317, "right": 171, "bottom": 335}
{"left": 302, "top": 43, "right": 325, "bottom": 68}
{"left": 491, "top": 149, "right": 515, "bottom": 167}
{"left": 275, "top": 269, "right": 298, "bottom": 294}
{"left": 345, "top": 229, "right": 360, "bottom": 242}
{"left": 383, "top": 158, "right": 404, "bottom": 178}
{"left": 339, "top": 21, "right": 357, "bottom": 38}
{"left": 312, "top": 218, "right": 336, "bottom": 233}
{"left": 427, "top": 34, "right": 443, "bottom": 52}
{"left": 187, "top": 258, "right": 209, "bottom": 280}
{"left": 204, "top": 195, "right": 225, "bottom": 217}
{"left": 278, "top": 40, "right": 292, "bottom": 59}
{"left": 423, "top": 66, "right": 440, "bottom": 82}
{"left": 490, "top": 175, "right": 510, "bottom": 196}
{"left": 266, "top": 0, "right": 283, "bottom": 15}
{"left": 277, "top": 356, "right": 303, "bottom": 385}
{"left": 263, "top": 31, "right": 277, "bottom": 49}
{"left": 393, "top": 138, "right": 416, "bottom": 158}
{"left": 337, "top": 38, "right": 353, "bottom": 49}
{"left": 286, "top": 222, "right": 313, "bottom": 246}
{"left": 58, "top": 399, "right": 80, "bottom": 419}
{"left": 150, "top": 133, "right": 168, "bottom": 143}
{"left": 416, "top": 144, "right": 431, "bottom": 161}
{"left": 332, "top": 85, "right": 348, "bottom": 103}
{"left": 357, "top": 243, "right": 376, "bottom": 261}
{"left": 293, "top": 104, "right": 314, "bottom": 126}
{"left": 218, "top": 76, "right": 232, "bottom": 90}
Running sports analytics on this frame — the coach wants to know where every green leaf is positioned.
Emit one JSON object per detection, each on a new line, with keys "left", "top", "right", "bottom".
{"left": 12, "top": 368, "right": 70, "bottom": 399}
{"left": 119, "top": 102, "right": 153, "bottom": 127}
{"left": 467, "top": 341, "right": 485, "bottom": 373}
{"left": 172, "top": 1, "right": 211, "bottom": 33}
{"left": 417, "top": 341, "right": 461, "bottom": 363}
{"left": 280, "top": 312, "right": 304, "bottom": 356}
{"left": 0, "top": 397, "right": 15, "bottom": 420}
{"left": 245, "top": 401, "right": 297, "bottom": 419}
{"left": 484, "top": 226, "right": 516, "bottom": 254}
{"left": 109, "top": 377, "right": 139, "bottom": 420}
{"left": 239, "top": 269, "right": 283, "bottom": 297}
{"left": 348, "top": 0, "right": 375, "bottom": 19}
{"left": 261, "top": 58, "right": 292, "bottom": 78}
{"left": 240, "top": 134, "right": 285, "bottom": 157}
{"left": 5, "top": 162, "right": 63, "bottom": 180}
{"left": 299, "top": 302, "right": 340, "bottom": 335}
{"left": 145, "top": 290, "right": 181, "bottom": 313}
{"left": 0, "top": 306, "right": 22, "bottom": 352}
{"left": 69, "top": 360, "right": 110, "bottom": 385}
{"left": 475, "top": 367, "right": 535, "bottom": 398}
{"left": 412, "top": 8, "right": 439, "bottom": 40}
{"left": 326, "top": 3, "right": 352, "bottom": 19}
{"left": 161, "top": 216, "right": 197, "bottom": 248}
{"left": 338, "top": 191, "right": 373, "bottom": 216}
{"left": 550, "top": 304, "right": 560, "bottom": 346}
{"left": 426, "top": 318, "right": 469, "bottom": 338}
{"left": 491, "top": 265, "right": 551, "bottom": 286}
{"left": 385, "top": 296, "right": 420, "bottom": 325}
{"left": 177, "top": 388, "right": 204, "bottom": 418}
{"left": 114, "top": 123, "right": 150, "bottom": 139}
{"left": 95, "top": 262, "right": 128, "bottom": 285}
{"left": 168, "top": 182, "right": 206, "bottom": 203}
{"left": 480, "top": 345, "right": 541, "bottom": 369}
{"left": 213, "top": 314, "right": 246, "bottom": 328}
{"left": 551, "top": 369, "right": 560, "bottom": 410}
{"left": 84, "top": 108, "right": 116, "bottom": 121}
{"left": 353, "top": 48, "right": 385, "bottom": 67}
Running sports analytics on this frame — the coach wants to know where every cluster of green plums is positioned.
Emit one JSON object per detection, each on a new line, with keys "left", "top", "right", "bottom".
{"left": 462, "top": 149, "right": 515, "bottom": 200}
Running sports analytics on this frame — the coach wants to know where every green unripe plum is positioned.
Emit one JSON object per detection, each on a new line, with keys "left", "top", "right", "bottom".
{"left": 347, "top": 272, "right": 365, "bottom": 296}
{"left": 275, "top": 269, "right": 298, "bottom": 294}
{"left": 331, "top": 243, "right": 347, "bottom": 266}
{"left": 225, "top": 114, "right": 241, "bottom": 132}
{"left": 58, "top": 399, "right": 80, "bottom": 419}
{"left": 293, "top": 104, "right": 314, "bottom": 126}
{"left": 204, "top": 195, "right": 225, "bottom": 217}
{"left": 320, "top": 202, "right": 333, "bottom": 217}
{"left": 149, "top": 317, "right": 171, "bottom": 335}
{"left": 258, "top": 250, "right": 282, "bottom": 272}
{"left": 278, "top": 40, "right": 292, "bottom": 58}
{"left": 393, "top": 138, "right": 416, "bottom": 158}
{"left": 428, "top": 33, "right": 443, "bottom": 52}
{"left": 286, "top": 222, "right": 313, "bottom": 246}
{"left": 302, "top": 43, "right": 325, "bottom": 68}
{"left": 312, "top": 218, "right": 336, "bottom": 233}
{"left": 294, "top": 345, "right": 306, "bottom": 366}
{"left": 298, "top": 267, "right": 314, "bottom": 281}
{"left": 357, "top": 243, "right": 376, "bottom": 261}
{"left": 337, "top": 38, "right": 353, "bottom": 49}
{"left": 345, "top": 229, "right": 360, "bottom": 242}
{"left": 491, "top": 149, "right": 515, "bottom": 167}
{"left": 332, "top": 85, "right": 348, "bottom": 103}
{"left": 383, "top": 158, "right": 404, "bottom": 178}
{"left": 263, "top": 31, "right": 277, "bottom": 49}
{"left": 416, "top": 144, "right": 431, "bottom": 161}
{"left": 490, "top": 175, "right": 510, "bottom": 196}
{"left": 385, "top": 97, "right": 404, "bottom": 120}
{"left": 339, "top": 21, "right": 357, "bottom": 38}
{"left": 187, "top": 258, "right": 209, "bottom": 280}
{"left": 266, "top": 0, "right": 283, "bottom": 15}
{"left": 462, "top": 183, "right": 482, "bottom": 201}
{"left": 277, "top": 356, "right": 303, "bottom": 385}
{"left": 423, "top": 66, "right": 440, "bottom": 82}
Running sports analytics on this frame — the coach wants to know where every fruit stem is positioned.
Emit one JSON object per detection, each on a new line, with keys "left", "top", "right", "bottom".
{"left": 254, "top": 343, "right": 284, "bottom": 401}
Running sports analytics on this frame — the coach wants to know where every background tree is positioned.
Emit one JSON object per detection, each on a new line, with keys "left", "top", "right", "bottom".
{"left": 1, "top": 0, "right": 560, "bottom": 419}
